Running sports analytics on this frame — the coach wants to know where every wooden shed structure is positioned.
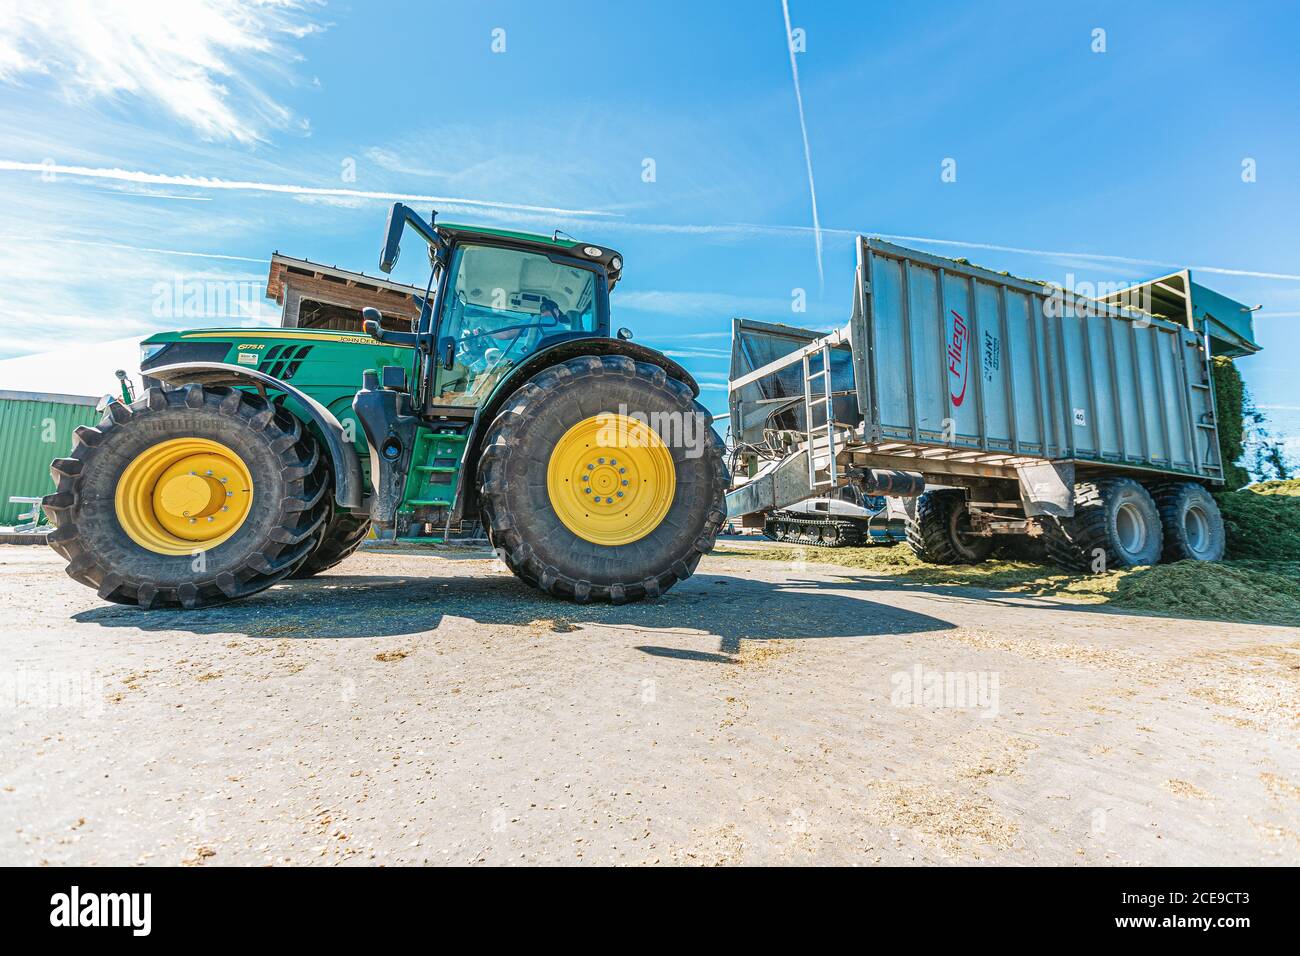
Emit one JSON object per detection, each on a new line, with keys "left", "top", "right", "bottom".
{"left": 265, "top": 254, "right": 421, "bottom": 334}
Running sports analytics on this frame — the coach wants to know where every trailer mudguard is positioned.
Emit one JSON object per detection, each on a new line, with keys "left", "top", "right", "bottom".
{"left": 146, "top": 362, "right": 365, "bottom": 510}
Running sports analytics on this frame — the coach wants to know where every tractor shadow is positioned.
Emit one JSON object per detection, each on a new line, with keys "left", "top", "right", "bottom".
{"left": 72, "top": 564, "right": 955, "bottom": 654}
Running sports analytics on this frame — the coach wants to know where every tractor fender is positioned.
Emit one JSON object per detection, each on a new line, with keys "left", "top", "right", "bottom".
{"left": 494, "top": 337, "right": 699, "bottom": 401}
{"left": 455, "top": 337, "right": 701, "bottom": 519}
{"left": 146, "top": 362, "right": 364, "bottom": 511}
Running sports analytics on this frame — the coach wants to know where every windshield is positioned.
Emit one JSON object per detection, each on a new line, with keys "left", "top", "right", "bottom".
{"left": 434, "top": 243, "right": 601, "bottom": 403}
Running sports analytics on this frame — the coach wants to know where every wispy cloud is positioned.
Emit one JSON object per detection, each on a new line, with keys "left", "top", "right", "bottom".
{"left": 584, "top": 217, "right": 1300, "bottom": 283}
{"left": 363, "top": 146, "right": 447, "bottom": 180}
{"left": 781, "top": 0, "right": 823, "bottom": 289}
{"left": 655, "top": 347, "right": 731, "bottom": 360}
{"left": 646, "top": 331, "right": 732, "bottom": 341}
{"left": 617, "top": 289, "right": 793, "bottom": 316}
{"left": 0, "top": 0, "right": 325, "bottom": 145}
{"left": 0, "top": 161, "right": 620, "bottom": 219}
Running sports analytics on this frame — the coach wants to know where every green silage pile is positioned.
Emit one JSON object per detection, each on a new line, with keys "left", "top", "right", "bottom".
{"left": 1217, "top": 479, "right": 1300, "bottom": 561}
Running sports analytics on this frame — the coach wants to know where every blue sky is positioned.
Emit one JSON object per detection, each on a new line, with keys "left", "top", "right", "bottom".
{"left": 1, "top": 0, "right": 1296, "bottom": 463}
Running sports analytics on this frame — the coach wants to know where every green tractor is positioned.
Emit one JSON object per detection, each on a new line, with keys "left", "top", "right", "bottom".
{"left": 44, "top": 204, "right": 728, "bottom": 608}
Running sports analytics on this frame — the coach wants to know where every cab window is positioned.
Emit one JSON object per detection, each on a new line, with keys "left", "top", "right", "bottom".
{"left": 434, "top": 243, "right": 599, "bottom": 403}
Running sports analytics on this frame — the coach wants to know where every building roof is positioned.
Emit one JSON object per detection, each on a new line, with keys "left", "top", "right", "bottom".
{"left": 265, "top": 253, "right": 423, "bottom": 304}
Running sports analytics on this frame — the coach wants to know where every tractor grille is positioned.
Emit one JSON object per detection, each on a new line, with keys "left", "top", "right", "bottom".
{"left": 261, "top": 344, "right": 314, "bottom": 381}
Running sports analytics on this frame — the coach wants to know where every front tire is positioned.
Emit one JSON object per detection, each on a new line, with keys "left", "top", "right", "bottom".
{"left": 43, "top": 385, "right": 330, "bottom": 609}
{"left": 478, "top": 355, "right": 728, "bottom": 604}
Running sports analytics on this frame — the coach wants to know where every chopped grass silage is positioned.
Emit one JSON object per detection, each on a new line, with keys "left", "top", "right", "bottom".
{"left": 714, "top": 542, "right": 1300, "bottom": 627}
{"left": 1217, "top": 480, "right": 1300, "bottom": 561}
{"left": 716, "top": 479, "right": 1300, "bottom": 626}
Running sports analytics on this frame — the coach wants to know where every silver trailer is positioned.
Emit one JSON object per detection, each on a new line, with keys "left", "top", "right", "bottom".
{"left": 727, "top": 237, "right": 1259, "bottom": 569}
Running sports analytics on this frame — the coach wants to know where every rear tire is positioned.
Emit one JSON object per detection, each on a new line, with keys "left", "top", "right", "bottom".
{"left": 1149, "top": 480, "right": 1225, "bottom": 562}
{"left": 43, "top": 385, "right": 330, "bottom": 609}
{"left": 478, "top": 355, "right": 729, "bottom": 604}
{"left": 905, "top": 489, "right": 995, "bottom": 564}
{"left": 1042, "top": 477, "right": 1163, "bottom": 571}
{"left": 290, "top": 511, "right": 371, "bottom": 578}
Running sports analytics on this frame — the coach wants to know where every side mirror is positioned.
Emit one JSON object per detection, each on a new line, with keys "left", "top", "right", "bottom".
{"left": 617, "top": 327, "right": 633, "bottom": 341}
{"left": 439, "top": 335, "right": 456, "bottom": 370}
{"left": 379, "top": 205, "right": 405, "bottom": 273}
{"left": 362, "top": 307, "right": 419, "bottom": 347}
{"left": 379, "top": 202, "right": 440, "bottom": 274}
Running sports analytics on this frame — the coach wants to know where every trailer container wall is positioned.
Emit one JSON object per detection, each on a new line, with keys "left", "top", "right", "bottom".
{"left": 729, "top": 317, "right": 857, "bottom": 444}
{"left": 853, "top": 238, "right": 1222, "bottom": 481}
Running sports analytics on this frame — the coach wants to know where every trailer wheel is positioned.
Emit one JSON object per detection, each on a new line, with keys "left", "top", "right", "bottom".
{"left": 42, "top": 385, "right": 330, "bottom": 609}
{"left": 1042, "top": 477, "right": 1163, "bottom": 571}
{"left": 906, "top": 489, "right": 995, "bottom": 564}
{"left": 478, "top": 355, "right": 729, "bottom": 604}
{"left": 1149, "top": 481, "right": 1225, "bottom": 562}
{"left": 290, "top": 511, "right": 371, "bottom": 578}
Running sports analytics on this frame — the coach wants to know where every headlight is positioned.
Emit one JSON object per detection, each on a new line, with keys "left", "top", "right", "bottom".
{"left": 582, "top": 246, "right": 603, "bottom": 258}
{"left": 610, "top": 256, "right": 622, "bottom": 272}
{"left": 140, "top": 343, "right": 167, "bottom": 364}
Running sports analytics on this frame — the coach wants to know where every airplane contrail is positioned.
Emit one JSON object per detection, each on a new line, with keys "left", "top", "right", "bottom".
{"left": 781, "top": 0, "right": 824, "bottom": 290}
{"left": 6, "top": 162, "right": 1297, "bottom": 283}
{"left": 0, "top": 234, "right": 265, "bottom": 264}
{"left": 0, "top": 161, "right": 619, "bottom": 219}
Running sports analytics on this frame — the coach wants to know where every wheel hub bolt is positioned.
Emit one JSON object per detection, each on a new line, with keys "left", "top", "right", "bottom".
{"left": 616, "top": 491, "right": 624, "bottom": 498}
{"left": 583, "top": 487, "right": 591, "bottom": 494}
{"left": 621, "top": 479, "right": 628, "bottom": 486}
{"left": 618, "top": 467, "right": 626, "bottom": 474}
{"left": 598, "top": 458, "right": 605, "bottom": 464}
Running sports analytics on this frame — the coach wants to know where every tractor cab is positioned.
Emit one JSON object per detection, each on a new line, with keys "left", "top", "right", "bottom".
{"left": 419, "top": 222, "right": 620, "bottom": 411}
{"left": 363, "top": 206, "right": 624, "bottom": 419}
{"left": 354, "top": 205, "right": 685, "bottom": 538}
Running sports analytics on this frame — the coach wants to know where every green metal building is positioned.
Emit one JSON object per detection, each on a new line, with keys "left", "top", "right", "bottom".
{"left": 0, "top": 390, "right": 101, "bottom": 526}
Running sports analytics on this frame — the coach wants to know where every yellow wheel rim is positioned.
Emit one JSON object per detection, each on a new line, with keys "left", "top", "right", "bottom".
{"left": 114, "top": 438, "right": 254, "bottom": 555}
{"left": 546, "top": 414, "right": 676, "bottom": 546}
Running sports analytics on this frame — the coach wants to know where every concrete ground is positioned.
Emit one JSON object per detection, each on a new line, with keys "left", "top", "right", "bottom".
{"left": 1, "top": 540, "right": 1297, "bottom": 866}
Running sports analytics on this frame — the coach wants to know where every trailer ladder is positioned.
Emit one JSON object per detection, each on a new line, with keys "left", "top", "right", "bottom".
{"left": 1193, "top": 329, "right": 1222, "bottom": 477}
{"left": 803, "top": 342, "right": 842, "bottom": 489}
